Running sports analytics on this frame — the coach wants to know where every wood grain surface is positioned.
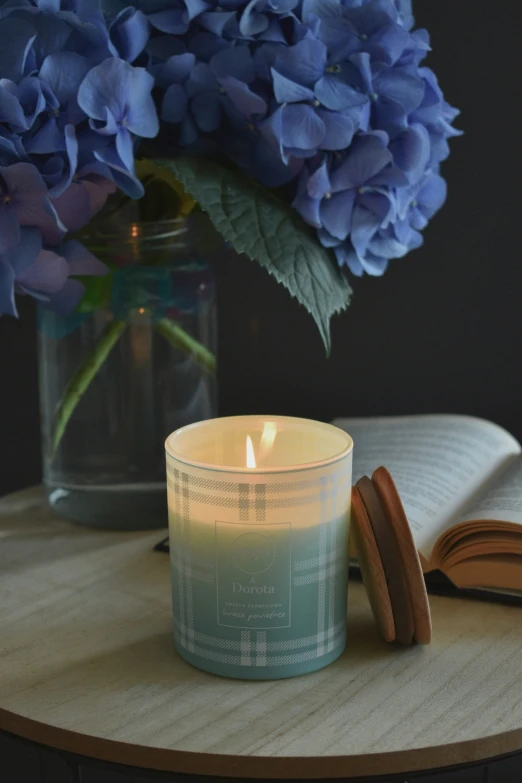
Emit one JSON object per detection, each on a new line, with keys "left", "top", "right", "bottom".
{"left": 1, "top": 487, "right": 522, "bottom": 780}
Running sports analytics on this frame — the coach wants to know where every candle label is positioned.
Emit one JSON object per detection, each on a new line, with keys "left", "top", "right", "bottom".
{"left": 215, "top": 521, "right": 291, "bottom": 630}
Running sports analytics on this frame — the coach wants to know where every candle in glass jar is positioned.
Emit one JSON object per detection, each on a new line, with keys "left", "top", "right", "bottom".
{"left": 165, "top": 415, "right": 353, "bottom": 679}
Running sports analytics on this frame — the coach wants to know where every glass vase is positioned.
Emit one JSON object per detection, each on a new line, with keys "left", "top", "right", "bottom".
{"left": 38, "top": 218, "right": 217, "bottom": 530}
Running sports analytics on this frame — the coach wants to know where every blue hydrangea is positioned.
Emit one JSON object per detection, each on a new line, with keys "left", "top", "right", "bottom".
{"left": 139, "top": 0, "right": 461, "bottom": 274}
{"left": 0, "top": 0, "right": 159, "bottom": 315}
{"left": 0, "top": 0, "right": 461, "bottom": 317}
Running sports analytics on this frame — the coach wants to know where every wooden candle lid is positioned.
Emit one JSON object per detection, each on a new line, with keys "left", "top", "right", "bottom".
{"left": 351, "top": 468, "right": 432, "bottom": 646}
{"left": 351, "top": 486, "right": 395, "bottom": 643}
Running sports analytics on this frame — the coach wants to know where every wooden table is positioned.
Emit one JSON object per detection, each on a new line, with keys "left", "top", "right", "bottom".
{"left": 1, "top": 487, "right": 522, "bottom": 783}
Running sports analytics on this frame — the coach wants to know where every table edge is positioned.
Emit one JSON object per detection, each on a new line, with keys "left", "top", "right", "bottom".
{"left": 1, "top": 708, "right": 522, "bottom": 779}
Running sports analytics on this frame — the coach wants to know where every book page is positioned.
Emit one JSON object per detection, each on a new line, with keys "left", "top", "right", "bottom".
{"left": 334, "top": 415, "right": 521, "bottom": 557}
{"left": 457, "top": 456, "right": 522, "bottom": 525}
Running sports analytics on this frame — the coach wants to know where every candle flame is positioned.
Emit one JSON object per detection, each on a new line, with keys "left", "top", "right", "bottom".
{"left": 246, "top": 435, "right": 256, "bottom": 469}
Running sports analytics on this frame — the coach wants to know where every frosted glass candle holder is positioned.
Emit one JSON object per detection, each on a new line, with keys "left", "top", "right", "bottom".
{"left": 165, "top": 415, "right": 353, "bottom": 679}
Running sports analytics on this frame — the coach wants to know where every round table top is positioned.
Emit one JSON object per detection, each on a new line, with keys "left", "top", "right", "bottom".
{"left": 1, "top": 487, "right": 522, "bottom": 780}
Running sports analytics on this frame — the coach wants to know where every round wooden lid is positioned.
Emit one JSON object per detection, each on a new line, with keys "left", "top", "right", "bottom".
{"left": 372, "top": 466, "right": 432, "bottom": 644}
{"left": 356, "top": 476, "right": 414, "bottom": 645}
{"left": 350, "top": 486, "right": 395, "bottom": 643}
{"left": 351, "top": 469, "right": 431, "bottom": 646}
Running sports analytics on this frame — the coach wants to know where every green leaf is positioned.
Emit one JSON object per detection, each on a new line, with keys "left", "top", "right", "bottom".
{"left": 155, "top": 157, "right": 352, "bottom": 353}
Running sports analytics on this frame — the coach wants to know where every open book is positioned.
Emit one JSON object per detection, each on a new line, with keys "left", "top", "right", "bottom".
{"left": 334, "top": 415, "right": 522, "bottom": 596}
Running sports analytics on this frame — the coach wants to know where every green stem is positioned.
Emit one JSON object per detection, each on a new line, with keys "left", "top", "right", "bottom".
{"left": 51, "top": 319, "right": 127, "bottom": 458}
{"left": 155, "top": 318, "right": 216, "bottom": 374}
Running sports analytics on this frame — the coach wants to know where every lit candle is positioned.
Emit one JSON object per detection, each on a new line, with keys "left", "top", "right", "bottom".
{"left": 165, "top": 415, "right": 353, "bottom": 679}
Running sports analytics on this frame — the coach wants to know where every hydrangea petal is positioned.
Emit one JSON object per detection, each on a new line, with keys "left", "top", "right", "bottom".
{"left": 372, "top": 94, "right": 408, "bottom": 138}
{"left": 406, "top": 227, "right": 423, "bottom": 249}
{"left": 273, "top": 37, "right": 327, "bottom": 87}
{"left": 373, "top": 68, "right": 424, "bottom": 113}
{"left": 52, "top": 180, "right": 92, "bottom": 231}
{"left": 359, "top": 189, "right": 394, "bottom": 222}
{"left": 350, "top": 203, "right": 381, "bottom": 257}
{"left": 146, "top": 33, "right": 186, "bottom": 62}
{"left": 46, "top": 123, "right": 78, "bottom": 197}
{"left": 390, "top": 122, "right": 430, "bottom": 184}
{"left": 186, "top": 62, "right": 217, "bottom": 95}
{"left": 349, "top": 0, "right": 399, "bottom": 34}
{"left": 320, "top": 190, "right": 355, "bottom": 240}
{"left": 2, "top": 226, "right": 42, "bottom": 277}
{"left": 78, "top": 58, "right": 129, "bottom": 123}
{"left": 394, "top": 0, "right": 414, "bottom": 30}
{"left": 346, "top": 52, "right": 372, "bottom": 93}
{"left": 115, "top": 126, "right": 135, "bottom": 173}
{"left": 306, "top": 161, "right": 331, "bottom": 199}
{"left": 281, "top": 104, "right": 325, "bottom": 150}
{"left": 61, "top": 239, "right": 108, "bottom": 276}
{"left": 28, "top": 116, "right": 66, "bottom": 154}
{"left": 259, "top": 106, "right": 285, "bottom": 160}
{"left": 1, "top": 162, "right": 65, "bottom": 245}
{"left": 369, "top": 232, "right": 408, "bottom": 259}
{"left": 53, "top": 173, "right": 115, "bottom": 232}
{"left": 191, "top": 91, "right": 221, "bottom": 132}
{"left": 239, "top": 0, "right": 269, "bottom": 37}
{"left": 393, "top": 215, "right": 414, "bottom": 243}
{"left": 271, "top": 69, "right": 315, "bottom": 104}
{"left": 334, "top": 244, "right": 364, "bottom": 276}
{"left": 120, "top": 68, "right": 159, "bottom": 138}
{"left": 16, "top": 247, "right": 69, "bottom": 294}
{"left": 301, "top": 0, "right": 343, "bottom": 23}
{"left": 358, "top": 251, "right": 389, "bottom": 276}
{"left": 148, "top": 9, "right": 188, "bottom": 34}
{"left": 292, "top": 189, "right": 322, "bottom": 228}
{"left": 93, "top": 146, "right": 144, "bottom": 199}
{"left": 0, "top": 81, "right": 28, "bottom": 130}
{"left": 331, "top": 134, "right": 392, "bottom": 191}
{"left": 22, "top": 76, "right": 46, "bottom": 123}
{"left": 317, "top": 19, "right": 359, "bottom": 59}
{"left": 39, "top": 52, "right": 91, "bottom": 105}
{"left": 417, "top": 172, "right": 447, "bottom": 215}
{"left": 315, "top": 75, "right": 367, "bottom": 112}
{"left": 368, "top": 163, "right": 408, "bottom": 188}
{"left": 109, "top": 7, "right": 150, "bottom": 62}
{"left": 210, "top": 46, "right": 255, "bottom": 83}
{"left": 162, "top": 83, "right": 188, "bottom": 124}
{"left": 44, "top": 278, "right": 85, "bottom": 315}
{"left": 161, "top": 52, "right": 196, "bottom": 84}
{"left": 315, "top": 228, "right": 339, "bottom": 248}
{"left": 219, "top": 76, "right": 267, "bottom": 119}
{"left": 186, "top": 0, "right": 210, "bottom": 21}
{"left": 257, "top": 17, "right": 287, "bottom": 44}
{"left": 317, "top": 111, "right": 354, "bottom": 150}
{"left": 367, "top": 22, "right": 409, "bottom": 64}
{"left": 198, "top": 11, "right": 236, "bottom": 37}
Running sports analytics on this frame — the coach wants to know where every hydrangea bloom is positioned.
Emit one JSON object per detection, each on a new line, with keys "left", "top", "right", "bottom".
{"left": 0, "top": 0, "right": 461, "bottom": 317}
{"left": 0, "top": 0, "right": 159, "bottom": 315}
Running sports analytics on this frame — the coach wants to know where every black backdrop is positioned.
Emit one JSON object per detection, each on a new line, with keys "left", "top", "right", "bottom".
{"left": 1, "top": 0, "right": 522, "bottom": 497}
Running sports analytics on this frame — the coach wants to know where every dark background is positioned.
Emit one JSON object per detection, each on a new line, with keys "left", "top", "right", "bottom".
{"left": 1, "top": 0, "right": 522, "bottom": 497}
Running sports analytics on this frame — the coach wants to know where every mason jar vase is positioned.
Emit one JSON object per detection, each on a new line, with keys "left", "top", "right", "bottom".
{"left": 38, "top": 218, "right": 217, "bottom": 530}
